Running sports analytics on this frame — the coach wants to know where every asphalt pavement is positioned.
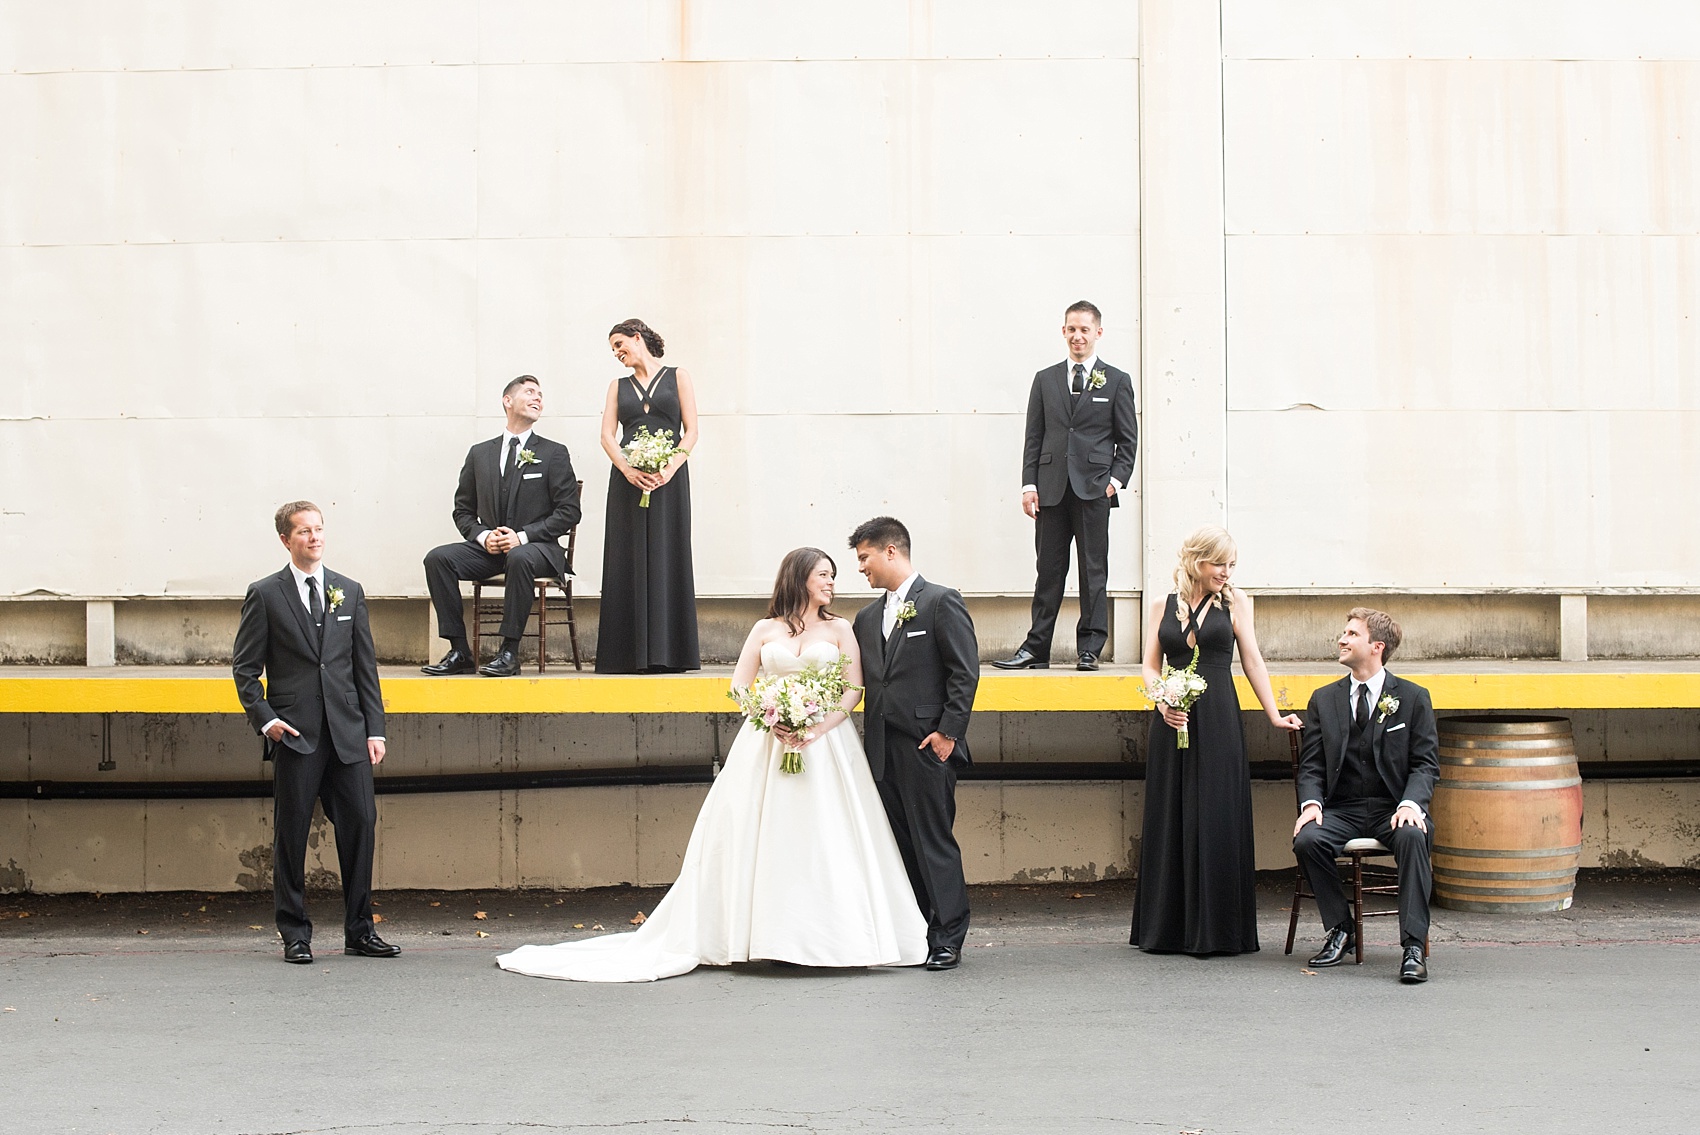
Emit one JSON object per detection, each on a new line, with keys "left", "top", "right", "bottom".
{"left": 4, "top": 873, "right": 1698, "bottom": 1135}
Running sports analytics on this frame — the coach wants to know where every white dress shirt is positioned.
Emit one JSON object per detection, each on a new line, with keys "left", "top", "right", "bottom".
{"left": 881, "top": 572, "right": 920, "bottom": 639}
{"left": 262, "top": 562, "right": 383, "bottom": 743}
{"left": 478, "top": 427, "right": 533, "bottom": 550}
{"left": 1021, "top": 355, "right": 1123, "bottom": 495}
{"left": 1301, "top": 667, "right": 1417, "bottom": 815}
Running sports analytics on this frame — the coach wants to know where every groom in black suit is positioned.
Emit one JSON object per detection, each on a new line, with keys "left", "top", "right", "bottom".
{"left": 995, "top": 300, "right": 1138, "bottom": 672}
{"left": 422, "top": 375, "right": 582, "bottom": 677}
{"left": 1293, "top": 607, "right": 1439, "bottom": 983}
{"left": 850, "top": 516, "right": 980, "bottom": 971}
{"left": 232, "top": 501, "right": 397, "bottom": 964}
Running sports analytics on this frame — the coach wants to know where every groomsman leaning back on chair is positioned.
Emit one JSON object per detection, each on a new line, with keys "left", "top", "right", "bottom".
{"left": 423, "top": 375, "right": 583, "bottom": 677}
{"left": 232, "top": 501, "right": 397, "bottom": 964}
{"left": 994, "top": 300, "right": 1138, "bottom": 672}
{"left": 1293, "top": 608, "right": 1439, "bottom": 984}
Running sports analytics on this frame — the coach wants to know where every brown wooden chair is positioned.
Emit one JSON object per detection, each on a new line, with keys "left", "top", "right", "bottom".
{"left": 470, "top": 482, "right": 583, "bottom": 673}
{"left": 1282, "top": 730, "right": 1417, "bottom": 964}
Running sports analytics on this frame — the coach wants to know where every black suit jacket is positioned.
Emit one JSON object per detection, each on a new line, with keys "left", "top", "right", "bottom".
{"left": 853, "top": 577, "right": 980, "bottom": 780}
{"left": 232, "top": 567, "right": 386, "bottom": 764}
{"left": 451, "top": 432, "right": 582, "bottom": 576}
{"left": 1297, "top": 672, "right": 1440, "bottom": 811}
{"left": 1021, "top": 359, "right": 1138, "bottom": 507}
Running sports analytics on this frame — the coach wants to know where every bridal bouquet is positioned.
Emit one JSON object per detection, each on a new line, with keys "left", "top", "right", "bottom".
{"left": 621, "top": 425, "right": 689, "bottom": 508}
{"left": 1143, "top": 645, "right": 1208, "bottom": 749}
{"left": 729, "top": 654, "right": 859, "bottom": 775}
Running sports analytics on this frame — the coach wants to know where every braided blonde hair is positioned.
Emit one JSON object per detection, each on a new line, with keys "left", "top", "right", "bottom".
{"left": 1172, "top": 525, "right": 1239, "bottom": 631}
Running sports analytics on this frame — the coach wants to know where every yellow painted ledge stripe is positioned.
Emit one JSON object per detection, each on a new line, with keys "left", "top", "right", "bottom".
{"left": 5, "top": 670, "right": 1700, "bottom": 713}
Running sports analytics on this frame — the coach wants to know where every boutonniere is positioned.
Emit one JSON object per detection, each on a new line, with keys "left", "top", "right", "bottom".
{"left": 326, "top": 585, "right": 346, "bottom": 612}
{"left": 1377, "top": 694, "right": 1399, "bottom": 723}
{"left": 516, "top": 448, "right": 540, "bottom": 467}
{"left": 1086, "top": 369, "right": 1108, "bottom": 391}
{"left": 895, "top": 600, "right": 918, "bottom": 626}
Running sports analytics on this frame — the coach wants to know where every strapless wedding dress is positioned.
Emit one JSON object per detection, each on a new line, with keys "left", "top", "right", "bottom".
{"left": 496, "top": 641, "right": 928, "bottom": 981}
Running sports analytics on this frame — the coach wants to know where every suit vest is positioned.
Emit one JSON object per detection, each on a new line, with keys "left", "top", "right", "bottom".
{"left": 1329, "top": 710, "right": 1394, "bottom": 807}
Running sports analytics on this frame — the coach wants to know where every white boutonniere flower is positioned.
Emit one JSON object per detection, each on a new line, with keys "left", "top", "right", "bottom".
{"left": 895, "top": 601, "right": 918, "bottom": 626}
{"left": 1377, "top": 694, "right": 1399, "bottom": 723}
{"left": 1087, "top": 369, "right": 1108, "bottom": 391}
{"left": 516, "top": 449, "right": 540, "bottom": 467}
{"left": 326, "top": 585, "right": 345, "bottom": 612}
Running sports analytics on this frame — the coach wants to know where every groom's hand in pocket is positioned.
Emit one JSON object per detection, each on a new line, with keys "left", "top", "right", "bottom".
{"left": 920, "top": 732, "right": 955, "bottom": 762}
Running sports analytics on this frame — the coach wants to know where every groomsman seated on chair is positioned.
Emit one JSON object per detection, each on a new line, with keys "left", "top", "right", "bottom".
{"left": 1292, "top": 608, "right": 1440, "bottom": 983}
{"left": 423, "top": 375, "right": 582, "bottom": 677}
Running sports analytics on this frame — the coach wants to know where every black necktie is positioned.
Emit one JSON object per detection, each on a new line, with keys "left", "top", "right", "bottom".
{"left": 1071, "top": 363, "right": 1084, "bottom": 395}
{"left": 504, "top": 436, "right": 519, "bottom": 477}
{"left": 306, "top": 576, "right": 323, "bottom": 629}
{"left": 1354, "top": 684, "right": 1370, "bottom": 731}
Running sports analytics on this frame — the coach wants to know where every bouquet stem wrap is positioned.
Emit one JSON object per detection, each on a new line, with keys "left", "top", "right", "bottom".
{"left": 621, "top": 424, "right": 689, "bottom": 508}
{"left": 1142, "top": 644, "right": 1208, "bottom": 750}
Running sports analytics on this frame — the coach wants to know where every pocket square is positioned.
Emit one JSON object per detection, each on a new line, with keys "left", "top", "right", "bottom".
{"left": 906, "top": 630, "right": 926, "bottom": 638}
{"left": 337, "top": 615, "right": 352, "bottom": 622}
{"left": 1385, "top": 722, "right": 1407, "bottom": 732}
{"left": 1092, "top": 396, "right": 1109, "bottom": 402}
{"left": 523, "top": 472, "right": 542, "bottom": 480}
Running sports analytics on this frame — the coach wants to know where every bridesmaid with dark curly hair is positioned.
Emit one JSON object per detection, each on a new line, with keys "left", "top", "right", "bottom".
{"left": 596, "top": 317, "right": 701, "bottom": 673}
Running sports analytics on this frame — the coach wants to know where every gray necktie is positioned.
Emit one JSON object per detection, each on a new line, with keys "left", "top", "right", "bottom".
{"left": 306, "top": 576, "right": 323, "bottom": 629}
{"left": 1354, "top": 684, "right": 1370, "bottom": 731}
{"left": 1071, "top": 363, "right": 1084, "bottom": 395}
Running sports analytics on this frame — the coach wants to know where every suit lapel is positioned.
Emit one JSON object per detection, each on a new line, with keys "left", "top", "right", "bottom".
{"left": 1058, "top": 362, "right": 1080, "bottom": 423}
{"left": 275, "top": 568, "right": 320, "bottom": 658}
{"left": 1371, "top": 671, "right": 1399, "bottom": 759}
{"left": 887, "top": 577, "right": 925, "bottom": 665}
{"left": 502, "top": 435, "right": 526, "bottom": 524}
{"left": 1324, "top": 676, "right": 1351, "bottom": 786}
{"left": 476, "top": 437, "right": 501, "bottom": 530}
{"left": 858, "top": 603, "right": 885, "bottom": 682}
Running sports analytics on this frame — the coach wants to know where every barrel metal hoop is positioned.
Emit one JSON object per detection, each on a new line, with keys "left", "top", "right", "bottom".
{"left": 1435, "top": 882, "right": 1577, "bottom": 897}
{"left": 1433, "top": 867, "right": 1580, "bottom": 882}
{"left": 1433, "top": 898, "right": 1573, "bottom": 914}
{"left": 1439, "top": 755, "right": 1577, "bottom": 767}
{"left": 1434, "top": 844, "right": 1583, "bottom": 859}
{"left": 1435, "top": 777, "right": 1583, "bottom": 791}
{"left": 1440, "top": 737, "right": 1574, "bottom": 750}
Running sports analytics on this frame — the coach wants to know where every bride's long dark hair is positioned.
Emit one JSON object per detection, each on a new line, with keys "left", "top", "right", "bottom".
{"left": 768, "top": 548, "right": 839, "bottom": 636}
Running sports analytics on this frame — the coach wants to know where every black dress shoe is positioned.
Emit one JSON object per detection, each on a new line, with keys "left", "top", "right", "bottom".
{"left": 1307, "top": 927, "right": 1355, "bottom": 967}
{"left": 1077, "top": 652, "right": 1100, "bottom": 671}
{"left": 345, "top": 933, "right": 401, "bottom": 958}
{"left": 1399, "top": 945, "right": 1428, "bottom": 984}
{"left": 422, "top": 648, "right": 476, "bottom": 676}
{"left": 924, "top": 946, "right": 961, "bottom": 971}
{"left": 478, "top": 649, "right": 522, "bottom": 677}
{"left": 282, "top": 940, "right": 313, "bottom": 964}
{"left": 991, "top": 649, "right": 1049, "bottom": 670}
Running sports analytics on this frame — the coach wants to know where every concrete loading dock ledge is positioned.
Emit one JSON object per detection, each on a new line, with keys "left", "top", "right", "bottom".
{"left": 5, "top": 661, "right": 1699, "bottom": 895}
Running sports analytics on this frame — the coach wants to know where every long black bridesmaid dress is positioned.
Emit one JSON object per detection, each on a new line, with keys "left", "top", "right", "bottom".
{"left": 596, "top": 366, "right": 701, "bottom": 673}
{"left": 1131, "top": 592, "right": 1260, "bottom": 955}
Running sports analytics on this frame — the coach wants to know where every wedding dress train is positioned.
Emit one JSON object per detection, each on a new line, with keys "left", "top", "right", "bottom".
{"left": 496, "top": 641, "right": 929, "bottom": 981}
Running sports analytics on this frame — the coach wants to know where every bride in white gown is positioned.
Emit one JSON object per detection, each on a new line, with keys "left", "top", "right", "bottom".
{"left": 496, "top": 547, "right": 929, "bottom": 981}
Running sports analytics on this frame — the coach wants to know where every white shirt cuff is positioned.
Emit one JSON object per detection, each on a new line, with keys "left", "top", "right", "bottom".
{"left": 515, "top": 530, "right": 528, "bottom": 545}
{"left": 1021, "top": 484, "right": 1037, "bottom": 494}
{"left": 1300, "top": 799, "right": 1321, "bottom": 812}
{"left": 476, "top": 529, "right": 493, "bottom": 550}
{"left": 1398, "top": 799, "right": 1423, "bottom": 814}
{"left": 261, "top": 718, "right": 284, "bottom": 735}
{"left": 1111, "top": 477, "right": 1125, "bottom": 492}
{"left": 368, "top": 736, "right": 386, "bottom": 742}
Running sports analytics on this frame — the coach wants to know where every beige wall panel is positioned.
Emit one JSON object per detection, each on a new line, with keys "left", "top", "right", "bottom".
{"left": 476, "top": 60, "right": 1136, "bottom": 239}
{"left": 1597, "top": 781, "right": 1700, "bottom": 870}
{"left": 513, "top": 785, "right": 639, "bottom": 888}
{"left": 998, "top": 782, "right": 1130, "bottom": 882}
{"left": 1228, "top": 410, "right": 1700, "bottom": 589}
{"left": 0, "top": 241, "right": 478, "bottom": 422}
{"left": 0, "top": 1, "right": 477, "bottom": 72}
{"left": 27, "top": 799, "right": 145, "bottom": 892}
{"left": 375, "top": 790, "right": 510, "bottom": 889}
{"left": 0, "top": 800, "right": 28, "bottom": 891}
{"left": 1228, "top": 235, "right": 1700, "bottom": 412}
{"left": 955, "top": 782, "right": 1005, "bottom": 884}
{"left": 1, "top": 68, "right": 477, "bottom": 247}
{"left": 635, "top": 783, "right": 709, "bottom": 886}
{"left": 143, "top": 799, "right": 270, "bottom": 892}
{"left": 1224, "top": 60, "right": 1700, "bottom": 235}
{"left": 1224, "top": 1, "right": 1700, "bottom": 61}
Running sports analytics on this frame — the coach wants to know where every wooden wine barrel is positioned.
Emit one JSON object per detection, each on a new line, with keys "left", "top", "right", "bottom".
{"left": 1430, "top": 716, "right": 1583, "bottom": 913}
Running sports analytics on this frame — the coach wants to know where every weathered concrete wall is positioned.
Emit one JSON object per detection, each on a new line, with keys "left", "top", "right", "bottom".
{"left": 1252, "top": 594, "right": 1562, "bottom": 661}
{"left": 4, "top": 708, "right": 1698, "bottom": 893}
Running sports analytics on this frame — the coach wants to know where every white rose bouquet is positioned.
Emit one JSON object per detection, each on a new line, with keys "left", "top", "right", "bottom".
{"left": 1143, "top": 644, "right": 1209, "bottom": 749}
{"left": 729, "top": 653, "right": 859, "bottom": 775}
{"left": 621, "top": 424, "right": 689, "bottom": 508}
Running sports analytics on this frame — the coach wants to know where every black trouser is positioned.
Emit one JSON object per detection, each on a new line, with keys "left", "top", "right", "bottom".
{"left": 1022, "top": 487, "right": 1112, "bottom": 657}
{"left": 273, "top": 722, "right": 376, "bottom": 945}
{"left": 1293, "top": 797, "right": 1432, "bottom": 947}
{"left": 876, "top": 744, "right": 971, "bottom": 952}
{"left": 424, "top": 539, "right": 554, "bottom": 644}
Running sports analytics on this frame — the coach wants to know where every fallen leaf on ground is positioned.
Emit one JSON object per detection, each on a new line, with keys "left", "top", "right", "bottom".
{"left": 372, "top": 913, "right": 384, "bottom": 923}
{"left": 554, "top": 899, "right": 565, "bottom": 905}
{"left": 630, "top": 912, "right": 647, "bottom": 925}
{"left": 1182, "top": 1129, "right": 1205, "bottom": 1134}
{"left": 572, "top": 923, "right": 584, "bottom": 929}
{"left": 16, "top": 912, "right": 30, "bottom": 918}
{"left": 197, "top": 905, "right": 206, "bottom": 912}
{"left": 429, "top": 901, "right": 441, "bottom": 907}
{"left": 474, "top": 930, "right": 489, "bottom": 938}
{"left": 3, "top": 1007, "right": 13, "bottom": 1012}
{"left": 1068, "top": 893, "right": 1097, "bottom": 899}
{"left": 1300, "top": 969, "right": 1317, "bottom": 976}
{"left": 136, "top": 929, "right": 149, "bottom": 935}
{"left": 247, "top": 925, "right": 264, "bottom": 931}
{"left": 473, "top": 911, "right": 488, "bottom": 920}
{"left": 590, "top": 923, "right": 604, "bottom": 931}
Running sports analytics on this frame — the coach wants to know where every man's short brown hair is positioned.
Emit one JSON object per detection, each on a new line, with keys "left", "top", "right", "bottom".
{"left": 1348, "top": 606, "right": 1402, "bottom": 663}
{"left": 274, "top": 500, "right": 322, "bottom": 536}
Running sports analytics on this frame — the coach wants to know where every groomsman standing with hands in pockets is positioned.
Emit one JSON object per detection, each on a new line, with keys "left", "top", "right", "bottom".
{"left": 995, "top": 301, "right": 1138, "bottom": 672}
{"left": 233, "top": 501, "right": 396, "bottom": 964}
